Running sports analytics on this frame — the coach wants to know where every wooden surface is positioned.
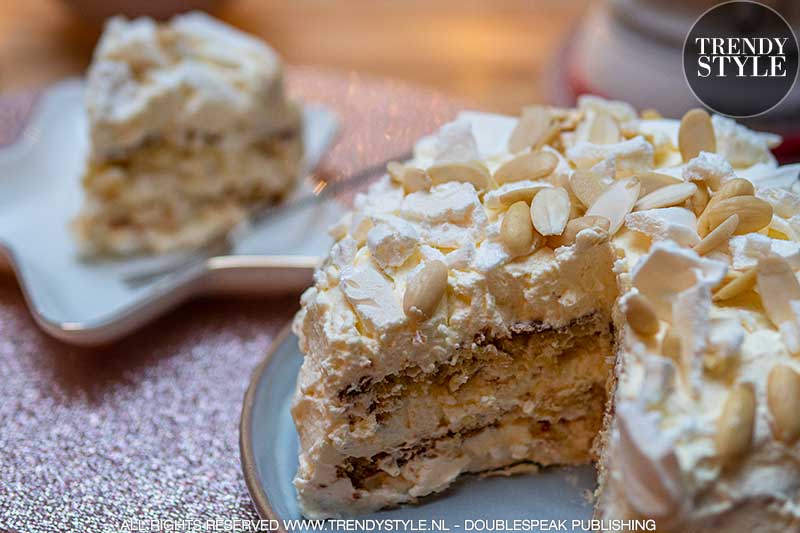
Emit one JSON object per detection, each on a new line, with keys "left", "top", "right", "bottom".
{"left": 0, "top": 0, "right": 592, "bottom": 113}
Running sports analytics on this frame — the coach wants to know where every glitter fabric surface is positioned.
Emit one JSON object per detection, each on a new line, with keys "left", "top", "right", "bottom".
{"left": 0, "top": 67, "right": 463, "bottom": 533}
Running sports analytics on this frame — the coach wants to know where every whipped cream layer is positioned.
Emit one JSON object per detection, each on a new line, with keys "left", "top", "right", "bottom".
{"left": 293, "top": 95, "right": 800, "bottom": 527}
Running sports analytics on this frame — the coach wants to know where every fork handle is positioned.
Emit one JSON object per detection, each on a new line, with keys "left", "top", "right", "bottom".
{"left": 201, "top": 255, "right": 321, "bottom": 295}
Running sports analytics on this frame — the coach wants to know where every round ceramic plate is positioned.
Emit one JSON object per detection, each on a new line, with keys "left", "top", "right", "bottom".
{"left": 240, "top": 325, "right": 597, "bottom": 532}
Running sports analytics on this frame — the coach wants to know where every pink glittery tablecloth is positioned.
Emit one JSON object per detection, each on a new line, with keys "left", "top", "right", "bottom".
{"left": 0, "top": 67, "right": 463, "bottom": 533}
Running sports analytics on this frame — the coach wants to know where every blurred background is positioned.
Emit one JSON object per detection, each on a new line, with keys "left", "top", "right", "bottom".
{"left": 0, "top": 0, "right": 799, "bottom": 144}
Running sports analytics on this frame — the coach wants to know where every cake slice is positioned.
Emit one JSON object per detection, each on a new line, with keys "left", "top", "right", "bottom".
{"left": 73, "top": 12, "right": 302, "bottom": 256}
{"left": 292, "top": 98, "right": 800, "bottom": 530}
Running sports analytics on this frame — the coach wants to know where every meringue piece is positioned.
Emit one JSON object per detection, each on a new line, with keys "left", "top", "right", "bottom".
{"left": 640, "top": 355, "right": 677, "bottom": 407}
{"left": 728, "top": 233, "right": 800, "bottom": 270}
{"left": 577, "top": 95, "right": 638, "bottom": 123}
{"left": 682, "top": 151, "right": 735, "bottom": 190}
{"left": 756, "top": 256, "right": 800, "bottom": 353}
{"left": 757, "top": 187, "right": 800, "bottom": 219}
{"left": 616, "top": 401, "right": 685, "bottom": 521}
{"left": 367, "top": 216, "right": 420, "bottom": 269}
{"left": 712, "top": 114, "right": 781, "bottom": 168}
{"left": 401, "top": 182, "right": 481, "bottom": 224}
{"left": 340, "top": 264, "right": 405, "bottom": 331}
{"left": 566, "top": 136, "right": 654, "bottom": 177}
{"left": 631, "top": 241, "right": 727, "bottom": 319}
{"left": 625, "top": 207, "right": 700, "bottom": 247}
{"left": 331, "top": 237, "right": 358, "bottom": 270}
{"left": 705, "top": 318, "right": 745, "bottom": 374}
{"left": 434, "top": 120, "right": 480, "bottom": 164}
{"left": 672, "top": 282, "right": 711, "bottom": 392}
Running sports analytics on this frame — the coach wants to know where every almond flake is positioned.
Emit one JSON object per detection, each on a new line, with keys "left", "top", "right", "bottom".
{"left": 586, "top": 178, "right": 641, "bottom": 235}
{"left": 569, "top": 171, "right": 604, "bottom": 208}
{"left": 549, "top": 215, "right": 610, "bottom": 248}
{"left": 686, "top": 183, "right": 710, "bottom": 216}
{"left": 625, "top": 292, "right": 660, "bottom": 336}
{"left": 662, "top": 326, "right": 682, "bottom": 359}
{"left": 634, "top": 182, "right": 697, "bottom": 211}
{"left": 387, "top": 161, "right": 405, "bottom": 183}
{"left": 588, "top": 110, "right": 621, "bottom": 144}
{"left": 755, "top": 256, "right": 800, "bottom": 328}
{"left": 637, "top": 171, "right": 683, "bottom": 197}
{"left": 679, "top": 108, "right": 716, "bottom": 161}
{"left": 531, "top": 187, "right": 571, "bottom": 236}
{"left": 509, "top": 106, "right": 552, "bottom": 153}
{"left": 501, "top": 201, "right": 536, "bottom": 257}
{"left": 716, "top": 384, "right": 756, "bottom": 465}
{"left": 641, "top": 108, "right": 663, "bottom": 119}
{"left": 767, "top": 365, "right": 800, "bottom": 444}
{"left": 701, "top": 196, "right": 772, "bottom": 237}
{"left": 713, "top": 267, "right": 757, "bottom": 302}
{"left": 694, "top": 214, "right": 738, "bottom": 255}
{"left": 428, "top": 161, "right": 490, "bottom": 191}
{"left": 493, "top": 151, "right": 558, "bottom": 184}
{"left": 483, "top": 181, "right": 551, "bottom": 209}
{"left": 403, "top": 260, "right": 448, "bottom": 321}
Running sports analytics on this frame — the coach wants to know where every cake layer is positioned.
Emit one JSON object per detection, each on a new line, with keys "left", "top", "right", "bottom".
{"left": 293, "top": 317, "right": 614, "bottom": 517}
{"left": 329, "top": 314, "right": 612, "bottom": 457}
{"left": 73, "top": 130, "right": 301, "bottom": 255}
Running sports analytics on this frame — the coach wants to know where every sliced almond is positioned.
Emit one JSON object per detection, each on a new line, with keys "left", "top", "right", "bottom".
{"left": 767, "top": 365, "right": 800, "bottom": 444}
{"left": 403, "top": 167, "right": 432, "bottom": 193}
{"left": 501, "top": 201, "right": 535, "bottom": 257}
{"left": 530, "top": 187, "right": 571, "bottom": 236}
{"left": 662, "top": 326, "right": 682, "bottom": 359}
{"left": 637, "top": 171, "right": 683, "bottom": 197}
{"left": 713, "top": 267, "right": 757, "bottom": 302}
{"left": 509, "top": 106, "right": 552, "bottom": 153}
{"left": 679, "top": 108, "right": 716, "bottom": 161}
{"left": 693, "top": 214, "right": 738, "bottom": 256}
{"left": 625, "top": 293, "right": 660, "bottom": 336}
{"left": 715, "top": 178, "right": 756, "bottom": 201}
{"left": 548, "top": 215, "right": 610, "bottom": 248}
{"left": 485, "top": 182, "right": 550, "bottom": 208}
{"left": 403, "top": 260, "right": 448, "bottom": 321}
{"left": 588, "top": 110, "right": 620, "bottom": 144}
{"left": 686, "top": 182, "right": 710, "bottom": 216}
{"left": 756, "top": 256, "right": 800, "bottom": 328}
{"left": 586, "top": 178, "right": 641, "bottom": 235}
{"left": 428, "top": 161, "right": 490, "bottom": 191}
{"left": 715, "top": 384, "right": 756, "bottom": 465}
{"left": 697, "top": 178, "right": 756, "bottom": 234}
{"left": 387, "top": 161, "right": 405, "bottom": 183}
{"left": 494, "top": 151, "right": 559, "bottom": 184}
{"left": 640, "top": 108, "right": 662, "bottom": 120}
{"left": 634, "top": 182, "right": 697, "bottom": 211}
{"left": 702, "top": 196, "right": 772, "bottom": 237}
{"left": 570, "top": 168, "right": 611, "bottom": 208}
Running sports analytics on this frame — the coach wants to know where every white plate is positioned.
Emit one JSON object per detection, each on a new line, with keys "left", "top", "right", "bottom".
{"left": 0, "top": 80, "right": 341, "bottom": 345}
{"left": 240, "top": 326, "right": 596, "bottom": 531}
